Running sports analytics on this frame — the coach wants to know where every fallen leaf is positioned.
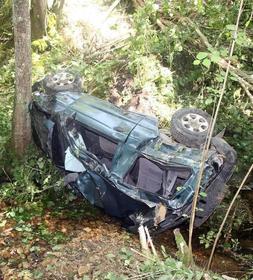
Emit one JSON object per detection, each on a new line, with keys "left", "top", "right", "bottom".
{"left": 84, "top": 227, "right": 91, "bottom": 233}
{"left": 78, "top": 264, "right": 91, "bottom": 276}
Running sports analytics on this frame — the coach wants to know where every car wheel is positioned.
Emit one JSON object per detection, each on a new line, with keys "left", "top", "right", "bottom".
{"left": 43, "top": 71, "right": 82, "bottom": 93}
{"left": 171, "top": 108, "right": 212, "bottom": 148}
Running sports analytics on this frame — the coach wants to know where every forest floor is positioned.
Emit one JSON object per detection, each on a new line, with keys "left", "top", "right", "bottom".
{"left": 0, "top": 198, "right": 243, "bottom": 280}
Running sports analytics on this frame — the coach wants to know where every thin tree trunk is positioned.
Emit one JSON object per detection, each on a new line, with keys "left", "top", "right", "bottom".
{"left": 52, "top": 0, "right": 65, "bottom": 14}
{"left": 51, "top": 0, "right": 65, "bottom": 27}
{"left": 31, "top": 0, "right": 47, "bottom": 40}
{"left": 12, "top": 0, "right": 32, "bottom": 156}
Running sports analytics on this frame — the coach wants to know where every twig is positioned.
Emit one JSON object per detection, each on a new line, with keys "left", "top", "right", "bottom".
{"left": 188, "top": 0, "right": 244, "bottom": 262}
{"left": 33, "top": 184, "right": 58, "bottom": 194}
{"left": 236, "top": 75, "right": 253, "bottom": 104}
{"left": 103, "top": 0, "right": 122, "bottom": 21}
{"left": 224, "top": 201, "right": 238, "bottom": 245}
{"left": 188, "top": 104, "right": 215, "bottom": 260}
{"left": 244, "top": 6, "right": 253, "bottom": 31}
{"left": 85, "top": 35, "right": 130, "bottom": 62}
{"left": 185, "top": 17, "right": 212, "bottom": 49}
{"left": 207, "top": 164, "right": 253, "bottom": 269}
{"left": 130, "top": 248, "right": 155, "bottom": 261}
{"left": 2, "top": 168, "right": 13, "bottom": 185}
{"left": 144, "top": 226, "right": 158, "bottom": 257}
{"left": 130, "top": 272, "right": 165, "bottom": 280}
{"left": 138, "top": 224, "right": 150, "bottom": 253}
{"left": 128, "top": 270, "right": 164, "bottom": 280}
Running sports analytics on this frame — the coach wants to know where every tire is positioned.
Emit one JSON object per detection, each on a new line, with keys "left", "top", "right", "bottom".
{"left": 171, "top": 108, "right": 212, "bottom": 148}
{"left": 43, "top": 71, "right": 82, "bottom": 93}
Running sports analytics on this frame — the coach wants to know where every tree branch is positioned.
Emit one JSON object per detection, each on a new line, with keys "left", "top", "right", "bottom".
{"left": 131, "top": 1, "right": 253, "bottom": 104}
{"left": 183, "top": 17, "right": 253, "bottom": 104}
{"left": 184, "top": 17, "right": 253, "bottom": 83}
{"left": 236, "top": 74, "right": 253, "bottom": 104}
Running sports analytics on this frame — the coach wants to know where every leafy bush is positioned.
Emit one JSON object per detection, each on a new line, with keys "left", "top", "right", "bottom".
{"left": 0, "top": 147, "right": 64, "bottom": 203}
{"left": 0, "top": 58, "right": 15, "bottom": 171}
{"left": 106, "top": 247, "right": 225, "bottom": 280}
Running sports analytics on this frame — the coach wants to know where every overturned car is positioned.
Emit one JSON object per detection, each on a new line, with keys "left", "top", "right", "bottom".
{"left": 30, "top": 72, "right": 236, "bottom": 232}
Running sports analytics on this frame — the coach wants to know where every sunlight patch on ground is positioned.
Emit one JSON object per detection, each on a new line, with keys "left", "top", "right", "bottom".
{"left": 62, "top": 0, "right": 132, "bottom": 51}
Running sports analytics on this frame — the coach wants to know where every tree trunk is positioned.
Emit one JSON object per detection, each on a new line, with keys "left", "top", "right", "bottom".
{"left": 30, "top": 0, "right": 47, "bottom": 40}
{"left": 52, "top": 0, "right": 65, "bottom": 14}
{"left": 51, "top": 0, "right": 65, "bottom": 27}
{"left": 12, "top": 0, "right": 32, "bottom": 156}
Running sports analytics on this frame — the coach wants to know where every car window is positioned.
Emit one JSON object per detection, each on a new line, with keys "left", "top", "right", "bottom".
{"left": 124, "top": 157, "right": 191, "bottom": 197}
{"left": 77, "top": 124, "right": 118, "bottom": 170}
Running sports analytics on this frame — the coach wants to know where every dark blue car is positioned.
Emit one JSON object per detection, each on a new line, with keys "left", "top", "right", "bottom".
{"left": 30, "top": 72, "right": 236, "bottom": 232}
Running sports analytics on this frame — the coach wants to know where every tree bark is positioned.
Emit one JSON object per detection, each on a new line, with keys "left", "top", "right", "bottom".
{"left": 12, "top": 0, "right": 32, "bottom": 156}
{"left": 30, "top": 0, "right": 47, "bottom": 40}
{"left": 51, "top": 0, "right": 65, "bottom": 27}
{"left": 51, "top": 0, "right": 65, "bottom": 14}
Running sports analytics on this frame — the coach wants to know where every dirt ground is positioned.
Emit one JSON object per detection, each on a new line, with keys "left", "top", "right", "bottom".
{"left": 0, "top": 197, "right": 246, "bottom": 280}
{"left": 0, "top": 200, "right": 137, "bottom": 279}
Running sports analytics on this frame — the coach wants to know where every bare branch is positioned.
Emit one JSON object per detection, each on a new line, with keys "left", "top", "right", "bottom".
{"left": 188, "top": 0, "right": 245, "bottom": 264}
{"left": 184, "top": 17, "right": 212, "bottom": 50}
{"left": 234, "top": 74, "right": 253, "bottom": 104}
{"left": 207, "top": 164, "right": 253, "bottom": 269}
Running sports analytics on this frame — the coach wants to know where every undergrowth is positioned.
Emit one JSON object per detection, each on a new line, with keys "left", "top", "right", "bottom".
{"left": 105, "top": 247, "right": 226, "bottom": 280}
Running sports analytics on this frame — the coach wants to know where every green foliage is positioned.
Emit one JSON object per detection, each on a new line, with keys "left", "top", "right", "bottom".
{"left": 0, "top": 0, "right": 13, "bottom": 60}
{"left": 164, "top": 0, "right": 253, "bottom": 173}
{"left": 199, "top": 230, "right": 217, "bottom": 249}
{"left": 0, "top": 147, "right": 63, "bottom": 203}
{"left": 0, "top": 57, "right": 15, "bottom": 167}
{"left": 120, "top": 0, "right": 177, "bottom": 100}
{"left": 139, "top": 257, "right": 204, "bottom": 280}
{"left": 2, "top": 203, "right": 68, "bottom": 246}
{"left": 82, "top": 59, "right": 122, "bottom": 98}
{"left": 0, "top": 145, "right": 99, "bottom": 249}
{"left": 119, "top": 247, "right": 133, "bottom": 267}
{"left": 108, "top": 247, "right": 224, "bottom": 280}
{"left": 120, "top": 0, "right": 253, "bottom": 173}
{"left": 199, "top": 195, "right": 252, "bottom": 252}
